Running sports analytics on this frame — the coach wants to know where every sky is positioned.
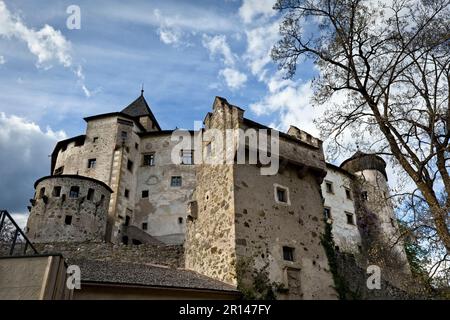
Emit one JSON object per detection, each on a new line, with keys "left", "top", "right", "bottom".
{"left": 0, "top": 0, "right": 323, "bottom": 224}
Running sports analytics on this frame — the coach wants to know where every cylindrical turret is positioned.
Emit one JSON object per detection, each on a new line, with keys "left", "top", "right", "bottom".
{"left": 26, "top": 175, "right": 112, "bottom": 243}
{"left": 341, "top": 152, "right": 411, "bottom": 280}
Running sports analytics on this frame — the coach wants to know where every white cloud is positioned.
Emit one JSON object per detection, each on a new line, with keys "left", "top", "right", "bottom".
{"left": 239, "top": 0, "right": 277, "bottom": 24}
{"left": 244, "top": 21, "right": 280, "bottom": 80}
{"left": 219, "top": 68, "right": 248, "bottom": 90}
{"left": 0, "top": 55, "right": 5, "bottom": 64}
{"left": 0, "top": 1, "right": 92, "bottom": 97}
{"left": 202, "top": 34, "right": 237, "bottom": 66}
{"left": 202, "top": 34, "right": 248, "bottom": 90}
{"left": 0, "top": 112, "right": 66, "bottom": 215}
{"left": 153, "top": 9, "right": 189, "bottom": 48}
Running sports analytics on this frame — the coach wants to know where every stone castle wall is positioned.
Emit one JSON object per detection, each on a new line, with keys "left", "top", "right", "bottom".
{"left": 233, "top": 163, "right": 337, "bottom": 299}
{"left": 27, "top": 176, "right": 111, "bottom": 243}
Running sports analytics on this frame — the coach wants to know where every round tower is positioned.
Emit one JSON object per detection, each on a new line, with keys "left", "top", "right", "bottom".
{"left": 340, "top": 152, "right": 411, "bottom": 279}
{"left": 26, "top": 175, "right": 112, "bottom": 243}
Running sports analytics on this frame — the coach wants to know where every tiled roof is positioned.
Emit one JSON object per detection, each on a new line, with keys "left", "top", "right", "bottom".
{"left": 121, "top": 94, "right": 161, "bottom": 130}
{"left": 69, "top": 258, "right": 238, "bottom": 293}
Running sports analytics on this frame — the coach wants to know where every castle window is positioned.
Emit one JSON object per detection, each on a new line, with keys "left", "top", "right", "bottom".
{"left": 283, "top": 246, "right": 295, "bottom": 262}
{"left": 54, "top": 166, "right": 64, "bottom": 175}
{"left": 325, "top": 181, "right": 333, "bottom": 194}
{"left": 143, "top": 154, "right": 155, "bottom": 166}
{"left": 142, "top": 222, "right": 148, "bottom": 230}
{"left": 64, "top": 215, "right": 72, "bottom": 225}
{"left": 124, "top": 189, "right": 130, "bottom": 198}
{"left": 206, "top": 142, "right": 212, "bottom": 158}
{"left": 39, "top": 187, "right": 46, "bottom": 199}
{"left": 181, "top": 150, "right": 194, "bottom": 165}
{"left": 324, "top": 207, "right": 331, "bottom": 220}
{"left": 178, "top": 217, "right": 183, "bottom": 224}
{"left": 39, "top": 188, "right": 45, "bottom": 199}
{"left": 274, "top": 184, "right": 290, "bottom": 205}
{"left": 69, "top": 186, "right": 80, "bottom": 198}
{"left": 87, "top": 188, "right": 95, "bottom": 201}
{"left": 135, "top": 143, "right": 139, "bottom": 150}
{"left": 121, "top": 131, "right": 128, "bottom": 139}
{"left": 88, "top": 158, "right": 96, "bottom": 169}
{"left": 142, "top": 190, "right": 149, "bottom": 198}
{"left": 125, "top": 215, "right": 130, "bottom": 226}
{"left": 171, "top": 176, "right": 182, "bottom": 187}
{"left": 127, "top": 160, "right": 134, "bottom": 172}
{"left": 361, "top": 191, "right": 368, "bottom": 201}
{"left": 346, "top": 212, "right": 355, "bottom": 225}
{"left": 93, "top": 137, "right": 98, "bottom": 143}
{"left": 52, "top": 186, "right": 61, "bottom": 197}
{"left": 345, "top": 188, "right": 352, "bottom": 200}
{"left": 100, "top": 194, "right": 105, "bottom": 202}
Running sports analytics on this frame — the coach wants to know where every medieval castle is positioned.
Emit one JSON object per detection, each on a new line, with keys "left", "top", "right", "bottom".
{"left": 22, "top": 93, "right": 413, "bottom": 299}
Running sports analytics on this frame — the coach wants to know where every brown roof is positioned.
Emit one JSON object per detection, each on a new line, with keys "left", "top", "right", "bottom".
{"left": 69, "top": 258, "right": 239, "bottom": 293}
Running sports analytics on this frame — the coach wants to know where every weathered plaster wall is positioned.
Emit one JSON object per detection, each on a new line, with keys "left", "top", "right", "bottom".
{"left": 134, "top": 134, "right": 196, "bottom": 244}
{"left": 27, "top": 176, "right": 111, "bottom": 243}
{"left": 322, "top": 166, "right": 361, "bottom": 253}
{"left": 233, "top": 163, "right": 337, "bottom": 299}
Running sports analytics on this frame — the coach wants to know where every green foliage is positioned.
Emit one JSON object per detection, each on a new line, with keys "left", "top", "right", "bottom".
{"left": 320, "top": 220, "right": 359, "bottom": 299}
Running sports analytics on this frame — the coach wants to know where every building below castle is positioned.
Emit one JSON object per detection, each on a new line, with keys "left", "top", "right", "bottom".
{"left": 20, "top": 93, "right": 412, "bottom": 299}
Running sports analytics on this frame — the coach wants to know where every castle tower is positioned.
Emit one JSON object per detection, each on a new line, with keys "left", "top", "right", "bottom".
{"left": 26, "top": 175, "right": 112, "bottom": 243}
{"left": 340, "top": 152, "right": 411, "bottom": 278}
{"left": 185, "top": 97, "right": 337, "bottom": 299}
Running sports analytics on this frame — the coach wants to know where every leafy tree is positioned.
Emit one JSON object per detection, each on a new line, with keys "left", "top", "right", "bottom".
{"left": 272, "top": 0, "right": 450, "bottom": 255}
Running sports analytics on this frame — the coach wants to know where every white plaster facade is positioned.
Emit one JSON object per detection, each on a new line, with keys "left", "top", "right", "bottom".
{"left": 322, "top": 164, "right": 362, "bottom": 253}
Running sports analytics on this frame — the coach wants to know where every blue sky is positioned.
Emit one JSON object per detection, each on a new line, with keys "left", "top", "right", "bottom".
{"left": 0, "top": 0, "right": 321, "bottom": 222}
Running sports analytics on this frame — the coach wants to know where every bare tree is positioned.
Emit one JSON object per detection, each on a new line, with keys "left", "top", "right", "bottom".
{"left": 272, "top": 0, "right": 450, "bottom": 254}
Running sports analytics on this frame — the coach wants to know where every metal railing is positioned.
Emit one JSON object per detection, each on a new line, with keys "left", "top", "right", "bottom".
{"left": 0, "top": 210, "right": 38, "bottom": 256}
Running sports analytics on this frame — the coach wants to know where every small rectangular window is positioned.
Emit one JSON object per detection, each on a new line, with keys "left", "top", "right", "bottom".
{"left": 124, "top": 189, "right": 130, "bottom": 198}
{"left": 39, "top": 187, "right": 46, "bottom": 199}
{"left": 143, "top": 154, "right": 155, "bottom": 166}
{"left": 171, "top": 176, "right": 182, "bottom": 187}
{"left": 276, "top": 187, "right": 288, "bottom": 203}
{"left": 121, "top": 131, "right": 128, "bottom": 139}
{"left": 52, "top": 186, "right": 61, "bottom": 197}
{"left": 142, "top": 222, "right": 148, "bottom": 230}
{"left": 345, "top": 188, "right": 352, "bottom": 200}
{"left": 346, "top": 212, "right": 355, "bottom": 225}
{"left": 88, "top": 158, "right": 96, "bottom": 169}
{"left": 325, "top": 181, "right": 333, "bottom": 194}
{"left": 69, "top": 186, "right": 79, "bottom": 198}
{"left": 54, "top": 166, "right": 64, "bottom": 175}
{"left": 206, "top": 142, "right": 212, "bottom": 157}
{"left": 324, "top": 207, "right": 331, "bottom": 220}
{"left": 361, "top": 191, "right": 368, "bottom": 201}
{"left": 127, "top": 160, "right": 134, "bottom": 172}
{"left": 283, "top": 246, "right": 295, "bottom": 262}
{"left": 65, "top": 215, "right": 72, "bottom": 225}
{"left": 178, "top": 217, "right": 183, "bottom": 224}
{"left": 181, "top": 150, "right": 194, "bottom": 165}
{"left": 142, "top": 190, "right": 149, "bottom": 198}
{"left": 87, "top": 188, "right": 95, "bottom": 201}
{"left": 135, "top": 143, "right": 139, "bottom": 150}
